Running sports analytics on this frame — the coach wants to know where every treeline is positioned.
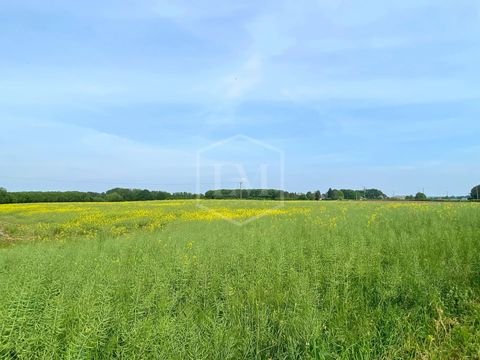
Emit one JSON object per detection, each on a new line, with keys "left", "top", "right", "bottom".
{"left": 1, "top": 187, "right": 387, "bottom": 203}
{"left": 204, "top": 189, "right": 320, "bottom": 200}
{"left": 206, "top": 188, "right": 388, "bottom": 200}
{"left": 325, "top": 188, "right": 386, "bottom": 200}
{"left": 1, "top": 185, "right": 478, "bottom": 204}
{"left": 0, "top": 187, "right": 198, "bottom": 204}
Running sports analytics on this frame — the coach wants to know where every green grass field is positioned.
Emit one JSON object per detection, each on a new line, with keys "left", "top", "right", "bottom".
{"left": 0, "top": 200, "right": 479, "bottom": 359}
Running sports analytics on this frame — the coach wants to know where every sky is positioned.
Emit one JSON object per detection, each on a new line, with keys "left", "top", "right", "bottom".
{"left": 1, "top": 0, "right": 479, "bottom": 196}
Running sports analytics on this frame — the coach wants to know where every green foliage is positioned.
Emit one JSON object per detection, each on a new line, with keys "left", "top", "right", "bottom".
{"left": 0, "top": 188, "right": 9, "bottom": 204}
{"left": 6, "top": 191, "right": 102, "bottom": 203}
{"left": 340, "top": 189, "right": 365, "bottom": 200}
{"left": 326, "top": 188, "right": 344, "bottom": 200}
{"left": 105, "top": 192, "right": 124, "bottom": 202}
{"left": 0, "top": 188, "right": 197, "bottom": 204}
{"left": 471, "top": 185, "right": 480, "bottom": 200}
{"left": 341, "top": 189, "right": 357, "bottom": 200}
{"left": 0, "top": 184, "right": 473, "bottom": 204}
{"left": 105, "top": 188, "right": 173, "bottom": 201}
{"left": 205, "top": 189, "right": 305, "bottom": 200}
{"left": 1, "top": 201, "right": 480, "bottom": 358}
{"left": 415, "top": 192, "right": 428, "bottom": 201}
{"left": 329, "top": 188, "right": 386, "bottom": 200}
{"left": 364, "top": 188, "right": 387, "bottom": 200}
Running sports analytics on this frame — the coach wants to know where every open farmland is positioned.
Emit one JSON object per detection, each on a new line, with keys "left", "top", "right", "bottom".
{"left": 0, "top": 200, "right": 479, "bottom": 359}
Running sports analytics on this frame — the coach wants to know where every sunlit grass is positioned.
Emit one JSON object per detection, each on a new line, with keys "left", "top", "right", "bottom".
{"left": 0, "top": 201, "right": 479, "bottom": 358}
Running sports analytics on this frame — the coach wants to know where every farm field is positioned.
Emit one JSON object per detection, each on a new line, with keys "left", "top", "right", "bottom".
{"left": 0, "top": 200, "right": 479, "bottom": 359}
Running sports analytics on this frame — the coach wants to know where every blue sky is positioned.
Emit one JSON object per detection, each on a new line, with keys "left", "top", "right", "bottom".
{"left": 1, "top": 0, "right": 479, "bottom": 195}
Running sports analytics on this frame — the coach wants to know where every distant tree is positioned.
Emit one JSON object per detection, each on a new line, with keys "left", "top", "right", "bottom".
{"left": 136, "top": 189, "right": 153, "bottom": 201}
{"left": 0, "top": 187, "right": 182, "bottom": 204}
{"left": 153, "top": 191, "right": 171, "bottom": 200}
{"left": 306, "top": 191, "right": 314, "bottom": 200}
{"left": 0, "top": 187, "right": 9, "bottom": 204}
{"left": 204, "top": 190, "right": 215, "bottom": 199}
{"left": 106, "top": 188, "right": 132, "bottom": 200}
{"left": 314, "top": 190, "right": 321, "bottom": 201}
{"left": 335, "top": 190, "right": 345, "bottom": 200}
{"left": 341, "top": 189, "right": 359, "bottom": 200}
{"left": 171, "top": 192, "right": 197, "bottom": 200}
{"left": 203, "top": 189, "right": 292, "bottom": 200}
{"left": 326, "top": 188, "right": 344, "bottom": 200}
{"left": 105, "top": 188, "right": 167, "bottom": 201}
{"left": 326, "top": 188, "right": 334, "bottom": 200}
{"left": 105, "top": 192, "right": 124, "bottom": 202}
{"left": 365, "top": 189, "right": 387, "bottom": 200}
{"left": 415, "top": 192, "right": 427, "bottom": 201}
{"left": 470, "top": 185, "right": 480, "bottom": 200}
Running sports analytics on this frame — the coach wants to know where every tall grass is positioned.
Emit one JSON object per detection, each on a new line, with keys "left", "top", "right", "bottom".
{"left": 0, "top": 201, "right": 479, "bottom": 359}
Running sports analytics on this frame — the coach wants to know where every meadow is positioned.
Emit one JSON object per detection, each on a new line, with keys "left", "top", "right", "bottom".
{"left": 0, "top": 200, "right": 479, "bottom": 359}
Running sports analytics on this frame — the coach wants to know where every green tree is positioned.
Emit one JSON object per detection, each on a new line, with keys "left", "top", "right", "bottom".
{"left": 0, "top": 187, "right": 9, "bottom": 204}
{"left": 136, "top": 189, "right": 153, "bottom": 201}
{"left": 290, "top": 193, "right": 304, "bottom": 200}
{"left": 335, "top": 190, "right": 345, "bottom": 200}
{"left": 365, "top": 189, "right": 387, "bottom": 200}
{"left": 326, "top": 188, "right": 334, "bottom": 200}
{"left": 314, "top": 190, "right": 321, "bottom": 201}
{"left": 470, "top": 185, "right": 480, "bottom": 200}
{"left": 106, "top": 192, "right": 124, "bottom": 202}
{"left": 415, "top": 192, "right": 427, "bottom": 201}
{"left": 326, "top": 188, "right": 344, "bottom": 200}
{"left": 341, "top": 189, "right": 359, "bottom": 200}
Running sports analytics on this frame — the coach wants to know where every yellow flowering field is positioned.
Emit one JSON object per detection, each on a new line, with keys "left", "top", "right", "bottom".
{"left": 1, "top": 199, "right": 469, "bottom": 243}
{"left": 0, "top": 200, "right": 479, "bottom": 358}
{"left": 0, "top": 200, "right": 311, "bottom": 242}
